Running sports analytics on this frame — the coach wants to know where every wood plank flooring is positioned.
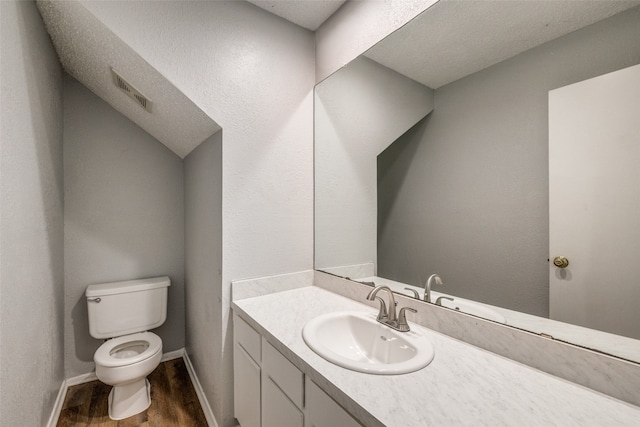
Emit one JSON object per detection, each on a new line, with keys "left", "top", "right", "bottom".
{"left": 57, "top": 358, "right": 208, "bottom": 426}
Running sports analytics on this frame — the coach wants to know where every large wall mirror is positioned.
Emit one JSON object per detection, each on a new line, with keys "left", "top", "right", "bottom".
{"left": 315, "top": 0, "right": 640, "bottom": 363}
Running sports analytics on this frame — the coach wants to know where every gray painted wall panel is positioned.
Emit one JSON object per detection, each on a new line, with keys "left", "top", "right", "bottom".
{"left": 0, "top": 1, "right": 64, "bottom": 424}
{"left": 184, "top": 132, "right": 223, "bottom": 417}
{"left": 63, "top": 76, "right": 185, "bottom": 377}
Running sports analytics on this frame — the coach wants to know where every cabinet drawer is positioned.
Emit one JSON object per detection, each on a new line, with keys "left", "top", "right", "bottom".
{"left": 305, "top": 378, "right": 360, "bottom": 427}
{"left": 234, "top": 313, "right": 261, "bottom": 363}
{"left": 262, "top": 339, "right": 304, "bottom": 409}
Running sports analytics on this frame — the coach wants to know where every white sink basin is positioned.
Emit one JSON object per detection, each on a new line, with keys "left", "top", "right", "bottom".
{"left": 302, "top": 311, "right": 435, "bottom": 374}
{"left": 437, "top": 297, "right": 507, "bottom": 324}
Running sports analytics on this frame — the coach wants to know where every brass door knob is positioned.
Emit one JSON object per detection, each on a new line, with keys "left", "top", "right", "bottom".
{"left": 553, "top": 256, "right": 569, "bottom": 268}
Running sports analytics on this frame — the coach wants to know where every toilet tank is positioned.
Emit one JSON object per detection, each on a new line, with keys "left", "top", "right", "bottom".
{"left": 86, "top": 276, "right": 170, "bottom": 339}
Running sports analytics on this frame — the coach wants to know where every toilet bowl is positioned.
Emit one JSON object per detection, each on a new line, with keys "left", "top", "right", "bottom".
{"left": 86, "top": 276, "right": 170, "bottom": 420}
{"left": 95, "top": 332, "right": 163, "bottom": 420}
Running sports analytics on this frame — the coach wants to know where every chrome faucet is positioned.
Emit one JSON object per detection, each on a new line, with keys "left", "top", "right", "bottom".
{"left": 366, "top": 285, "right": 416, "bottom": 332}
{"left": 423, "top": 274, "right": 443, "bottom": 303}
{"left": 367, "top": 285, "right": 397, "bottom": 323}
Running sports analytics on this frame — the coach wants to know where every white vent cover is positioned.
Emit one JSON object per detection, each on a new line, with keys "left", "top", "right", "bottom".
{"left": 111, "top": 68, "right": 152, "bottom": 112}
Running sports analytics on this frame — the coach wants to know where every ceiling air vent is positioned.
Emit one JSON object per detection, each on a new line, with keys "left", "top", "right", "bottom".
{"left": 111, "top": 68, "right": 152, "bottom": 112}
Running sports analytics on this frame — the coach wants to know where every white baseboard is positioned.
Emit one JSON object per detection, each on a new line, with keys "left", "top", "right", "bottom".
{"left": 183, "top": 350, "right": 219, "bottom": 427}
{"left": 48, "top": 347, "right": 218, "bottom": 426}
{"left": 162, "top": 348, "right": 185, "bottom": 362}
{"left": 46, "top": 379, "right": 68, "bottom": 427}
{"left": 66, "top": 371, "right": 98, "bottom": 387}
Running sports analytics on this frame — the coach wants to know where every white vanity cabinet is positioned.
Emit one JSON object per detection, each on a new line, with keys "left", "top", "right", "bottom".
{"left": 234, "top": 313, "right": 262, "bottom": 427}
{"left": 304, "top": 378, "right": 361, "bottom": 427}
{"left": 261, "top": 339, "right": 304, "bottom": 427}
{"left": 233, "top": 313, "right": 361, "bottom": 427}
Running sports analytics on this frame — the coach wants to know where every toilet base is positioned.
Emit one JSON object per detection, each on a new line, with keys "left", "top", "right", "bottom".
{"left": 108, "top": 378, "right": 151, "bottom": 420}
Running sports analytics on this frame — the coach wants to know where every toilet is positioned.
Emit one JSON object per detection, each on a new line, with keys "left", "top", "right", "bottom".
{"left": 86, "top": 276, "right": 170, "bottom": 420}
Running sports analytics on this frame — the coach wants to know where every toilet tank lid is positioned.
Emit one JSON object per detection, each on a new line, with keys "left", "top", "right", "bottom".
{"left": 86, "top": 276, "right": 170, "bottom": 298}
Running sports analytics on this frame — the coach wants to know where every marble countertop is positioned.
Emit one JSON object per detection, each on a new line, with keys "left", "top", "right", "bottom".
{"left": 232, "top": 286, "right": 640, "bottom": 426}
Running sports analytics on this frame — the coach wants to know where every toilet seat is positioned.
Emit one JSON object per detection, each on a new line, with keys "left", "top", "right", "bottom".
{"left": 95, "top": 332, "right": 162, "bottom": 368}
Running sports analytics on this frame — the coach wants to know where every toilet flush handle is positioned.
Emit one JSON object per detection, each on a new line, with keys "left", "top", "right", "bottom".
{"left": 87, "top": 297, "right": 101, "bottom": 303}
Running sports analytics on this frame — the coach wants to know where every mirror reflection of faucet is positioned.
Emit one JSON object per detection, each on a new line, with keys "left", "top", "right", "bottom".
{"left": 435, "top": 296, "right": 454, "bottom": 306}
{"left": 404, "top": 288, "right": 420, "bottom": 299}
{"left": 359, "top": 280, "right": 376, "bottom": 287}
{"left": 424, "top": 274, "right": 443, "bottom": 303}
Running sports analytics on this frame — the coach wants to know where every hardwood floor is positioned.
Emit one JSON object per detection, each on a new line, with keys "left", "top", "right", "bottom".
{"left": 57, "top": 358, "right": 208, "bottom": 426}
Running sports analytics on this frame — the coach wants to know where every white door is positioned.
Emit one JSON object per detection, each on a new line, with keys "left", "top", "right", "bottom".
{"left": 549, "top": 64, "right": 640, "bottom": 340}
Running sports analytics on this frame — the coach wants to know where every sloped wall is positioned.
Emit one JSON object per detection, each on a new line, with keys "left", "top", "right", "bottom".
{"left": 315, "top": 0, "right": 437, "bottom": 83}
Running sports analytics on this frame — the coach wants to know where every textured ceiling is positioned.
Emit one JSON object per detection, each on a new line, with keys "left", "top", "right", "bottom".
{"left": 365, "top": 0, "right": 640, "bottom": 89}
{"left": 36, "top": 0, "right": 221, "bottom": 159}
{"left": 247, "top": 0, "right": 346, "bottom": 30}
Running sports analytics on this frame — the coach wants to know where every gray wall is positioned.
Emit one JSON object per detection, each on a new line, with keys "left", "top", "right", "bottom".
{"left": 378, "top": 7, "right": 640, "bottom": 316}
{"left": 63, "top": 76, "right": 185, "bottom": 377}
{"left": 315, "top": 56, "right": 434, "bottom": 272}
{"left": 184, "top": 132, "right": 223, "bottom": 418}
{"left": 0, "top": 1, "right": 64, "bottom": 425}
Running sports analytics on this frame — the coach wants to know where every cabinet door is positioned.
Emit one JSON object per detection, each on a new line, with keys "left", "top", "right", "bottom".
{"left": 262, "top": 376, "right": 304, "bottom": 427}
{"left": 261, "top": 340, "right": 304, "bottom": 409}
{"left": 305, "top": 378, "right": 360, "bottom": 427}
{"left": 234, "top": 342, "right": 261, "bottom": 427}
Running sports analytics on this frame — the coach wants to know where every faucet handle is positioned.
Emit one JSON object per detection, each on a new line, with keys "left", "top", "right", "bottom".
{"left": 404, "top": 288, "right": 420, "bottom": 299}
{"left": 374, "top": 296, "right": 388, "bottom": 321}
{"left": 435, "top": 296, "right": 454, "bottom": 306}
{"left": 397, "top": 306, "right": 417, "bottom": 332}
